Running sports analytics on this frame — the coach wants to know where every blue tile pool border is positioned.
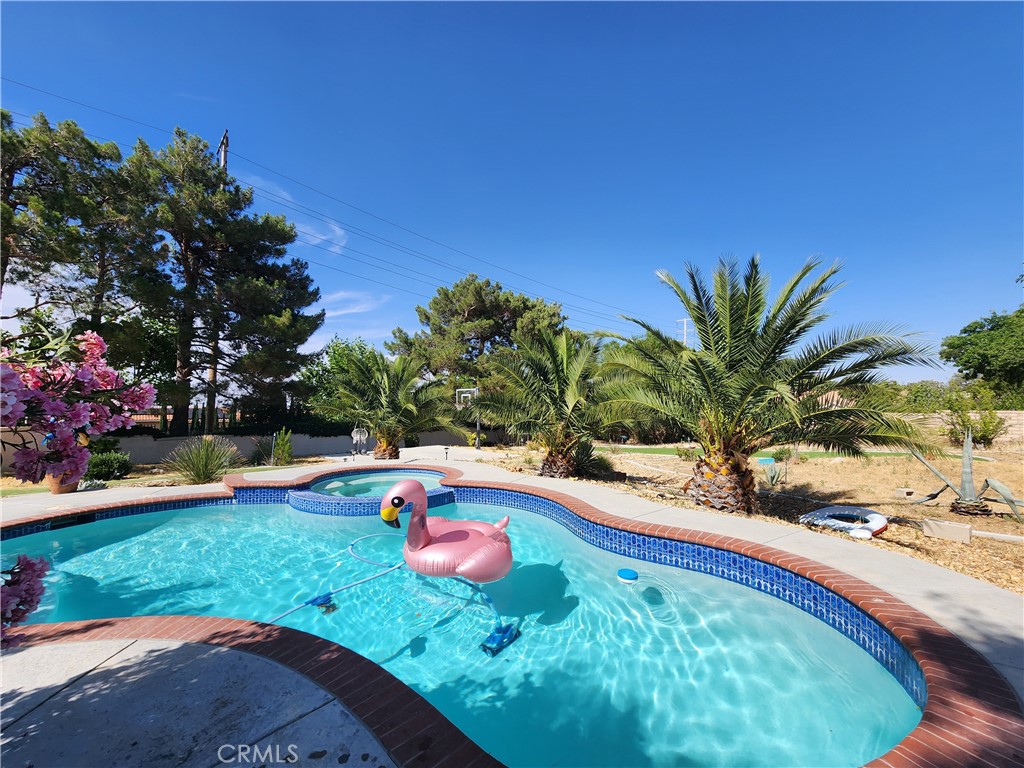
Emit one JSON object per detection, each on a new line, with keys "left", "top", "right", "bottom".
{"left": 1, "top": 471, "right": 925, "bottom": 708}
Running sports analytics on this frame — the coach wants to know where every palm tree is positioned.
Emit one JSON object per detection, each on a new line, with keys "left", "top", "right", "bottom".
{"left": 315, "top": 351, "right": 455, "bottom": 459}
{"left": 479, "top": 330, "right": 609, "bottom": 478}
{"left": 604, "top": 255, "right": 934, "bottom": 514}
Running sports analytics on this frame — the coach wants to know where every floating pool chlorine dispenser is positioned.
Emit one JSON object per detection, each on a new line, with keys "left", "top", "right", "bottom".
{"left": 617, "top": 568, "right": 639, "bottom": 584}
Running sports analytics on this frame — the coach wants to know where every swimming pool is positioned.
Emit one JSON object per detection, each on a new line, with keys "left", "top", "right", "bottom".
{"left": 309, "top": 470, "right": 443, "bottom": 497}
{"left": 6, "top": 493, "right": 921, "bottom": 767}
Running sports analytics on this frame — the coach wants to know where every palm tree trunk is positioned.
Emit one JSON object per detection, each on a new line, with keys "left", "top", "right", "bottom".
{"left": 373, "top": 440, "right": 400, "bottom": 460}
{"left": 685, "top": 452, "right": 760, "bottom": 514}
{"left": 539, "top": 451, "right": 575, "bottom": 478}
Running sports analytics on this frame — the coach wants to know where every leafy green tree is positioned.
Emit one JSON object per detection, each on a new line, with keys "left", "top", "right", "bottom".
{"left": 126, "top": 129, "right": 317, "bottom": 435}
{"left": 1, "top": 110, "right": 157, "bottom": 322}
{"left": 478, "top": 330, "right": 611, "bottom": 477}
{"left": 298, "top": 337, "right": 377, "bottom": 412}
{"left": 940, "top": 308, "right": 1024, "bottom": 397}
{"left": 313, "top": 351, "right": 456, "bottom": 459}
{"left": 941, "top": 380, "right": 1008, "bottom": 448}
{"left": 386, "top": 274, "right": 565, "bottom": 388}
{"left": 216, "top": 258, "right": 324, "bottom": 426}
{"left": 605, "top": 255, "right": 933, "bottom": 514}
{"left": 2, "top": 110, "right": 117, "bottom": 291}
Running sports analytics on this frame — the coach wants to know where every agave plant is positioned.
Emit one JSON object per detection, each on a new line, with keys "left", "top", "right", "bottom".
{"left": 911, "top": 430, "right": 1022, "bottom": 521}
{"left": 604, "top": 255, "right": 934, "bottom": 514}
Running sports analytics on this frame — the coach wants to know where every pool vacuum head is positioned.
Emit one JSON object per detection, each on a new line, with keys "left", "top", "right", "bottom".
{"left": 480, "top": 623, "right": 521, "bottom": 657}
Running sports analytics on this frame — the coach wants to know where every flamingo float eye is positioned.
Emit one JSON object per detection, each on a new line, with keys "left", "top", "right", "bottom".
{"left": 391, "top": 496, "right": 404, "bottom": 507}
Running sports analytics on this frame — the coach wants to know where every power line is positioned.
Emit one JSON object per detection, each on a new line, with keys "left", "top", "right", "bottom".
{"left": 250, "top": 184, "right": 642, "bottom": 330}
{"left": 233, "top": 149, "right": 669, "bottom": 321}
{"left": 5, "top": 113, "right": 628, "bottom": 332}
{"left": 2, "top": 84, "right": 668, "bottom": 330}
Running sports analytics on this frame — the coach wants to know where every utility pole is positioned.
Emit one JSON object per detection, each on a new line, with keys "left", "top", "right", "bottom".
{"left": 216, "top": 130, "right": 229, "bottom": 173}
{"left": 676, "top": 317, "right": 690, "bottom": 347}
{"left": 205, "top": 129, "right": 230, "bottom": 434}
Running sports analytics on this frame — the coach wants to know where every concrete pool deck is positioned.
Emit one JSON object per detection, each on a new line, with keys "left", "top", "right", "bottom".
{"left": 2, "top": 446, "right": 1022, "bottom": 767}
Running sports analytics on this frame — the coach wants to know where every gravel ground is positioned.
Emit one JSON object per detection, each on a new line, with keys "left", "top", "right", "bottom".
{"left": 478, "top": 445, "right": 1024, "bottom": 595}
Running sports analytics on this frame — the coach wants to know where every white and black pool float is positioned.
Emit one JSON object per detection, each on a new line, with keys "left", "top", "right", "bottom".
{"left": 799, "top": 506, "right": 888, "bottom": 540}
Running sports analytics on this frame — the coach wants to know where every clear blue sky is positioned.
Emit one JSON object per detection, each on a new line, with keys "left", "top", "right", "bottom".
{"left": 2, "top": 1, "right": 1021, "bottom": 383}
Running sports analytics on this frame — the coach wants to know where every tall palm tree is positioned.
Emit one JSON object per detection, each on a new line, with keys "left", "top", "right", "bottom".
{"left": 604, "top": 255, "right": 934, "bottom": 514}
{"left": 315, "top": 351, "right": 455, "bottom": 459}
{"left": 479, "top": 330, "right": 609, "bottom": 478}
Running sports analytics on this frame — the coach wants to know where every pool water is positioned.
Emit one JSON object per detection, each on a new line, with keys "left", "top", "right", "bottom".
{"left": 8, "top": 503, "right": 921, "bottom": 767}
{"left": 309, "top": 471, "right": 442, "bottom": 497}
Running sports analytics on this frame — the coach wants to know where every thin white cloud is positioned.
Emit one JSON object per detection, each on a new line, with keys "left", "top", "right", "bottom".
{"left": 320, "top": 289, "right": 389, "bottom": 317}
{"left": 241, "top": 174, "right": 296, "bottom": 204}
{"left": 298, "top": 220, "right": 348, "bottom": 254}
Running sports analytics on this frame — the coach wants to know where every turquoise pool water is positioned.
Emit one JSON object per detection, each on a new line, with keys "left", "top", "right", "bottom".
{"left": 309, "top": 471, "right": 442, "bottom": 497}
{"left": 8, "top": 502, "right": 921, "bottom": 767}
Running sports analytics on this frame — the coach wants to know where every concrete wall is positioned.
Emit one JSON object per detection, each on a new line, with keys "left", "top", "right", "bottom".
{"left": 0, "top": 429, "right": 366, "bottom": 472}
{"left": 117, "top": 434, "right": 366, "bottom": 464}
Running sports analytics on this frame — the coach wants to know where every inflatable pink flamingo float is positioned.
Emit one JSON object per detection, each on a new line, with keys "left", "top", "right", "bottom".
{"left": 379, "top": 479, "right": 513, "bottom": 583}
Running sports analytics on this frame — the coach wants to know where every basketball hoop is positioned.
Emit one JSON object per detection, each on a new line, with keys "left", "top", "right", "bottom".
{"left": 455, "top": 388, "right": 478, "bottom": 410}
{"left": 455, "top": 388, "right": 482, "bottom": 449}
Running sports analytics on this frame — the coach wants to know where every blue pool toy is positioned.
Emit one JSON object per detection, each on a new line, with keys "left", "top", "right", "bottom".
{"left": 617, "top": 568, "right": 639, "bottom": 584}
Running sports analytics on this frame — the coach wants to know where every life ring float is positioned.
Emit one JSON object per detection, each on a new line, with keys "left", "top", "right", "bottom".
{"left": 799, "top": 505, "right": 888, "bottom": 540}
{"left": 380, "top": 479, "right": 513, "bottom": 583}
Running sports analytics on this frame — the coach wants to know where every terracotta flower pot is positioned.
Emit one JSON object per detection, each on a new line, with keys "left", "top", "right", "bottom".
{"left": 47, "top": 474, "right": 78, "bottom": 495}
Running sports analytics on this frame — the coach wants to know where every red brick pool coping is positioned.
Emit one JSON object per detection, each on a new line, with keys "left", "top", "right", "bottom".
{"left": 4, "top": 464, "right": 1023, "bottom": 768}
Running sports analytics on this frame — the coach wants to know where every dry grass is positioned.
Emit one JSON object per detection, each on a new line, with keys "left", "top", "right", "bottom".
{"left": 477, "top": 443, "right": 1024, "bottom": 595}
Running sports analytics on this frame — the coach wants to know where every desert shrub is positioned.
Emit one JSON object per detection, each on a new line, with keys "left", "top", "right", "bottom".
{"left": 83, "top": 451, "right": 133, "bottom": 481}
{"left": 463, "top": 429, "right": 486, "bottom": 447}
{"left": 676, "top": 445, "right": 699, "bottom": 461}
{"left": 164, "top": 436, "right": 246, "bottom": 483}
{"left": 771, "top": 447, "right": 792, "bottom": 463}
{"left": 272, "top": 427, "right": 293, "bottom": 465}
{"left": 77, "top": 479, "right": 107, "bottom": 491}
{"left": 86, "top": 436, "right": 120, "bottom": 454}
{"left": 573, "top": 441, "right": 615, "bottom": 478}
{"left": 942, "top": 383, "right": 1008, "bottom": 448}
{"left": 249, "top": 436, "right": 274, "bottom": 466}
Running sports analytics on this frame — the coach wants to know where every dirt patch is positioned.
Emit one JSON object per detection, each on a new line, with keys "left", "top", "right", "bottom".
{"left": 476, "top": 445, "right": 1024, "bottom": 594}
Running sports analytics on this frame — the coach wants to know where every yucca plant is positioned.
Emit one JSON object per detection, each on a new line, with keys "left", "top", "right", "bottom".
{"left": 163, "top": 435, "right": 246, "bottom": 484}
{"left": 604, "top": 255, "right": 934, "bottom": 514}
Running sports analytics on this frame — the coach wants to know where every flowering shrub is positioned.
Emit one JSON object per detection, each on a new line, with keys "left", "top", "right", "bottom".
{"left": 1, "top": 554, "right": 50, "bottom": 649}
{"left": 1, "top": 330, "right": 157, "bottom": 485}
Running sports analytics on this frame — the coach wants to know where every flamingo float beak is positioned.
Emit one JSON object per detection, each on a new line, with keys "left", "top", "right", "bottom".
{"left": 380, "top": 496, "right": 403, "bottom": 529}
